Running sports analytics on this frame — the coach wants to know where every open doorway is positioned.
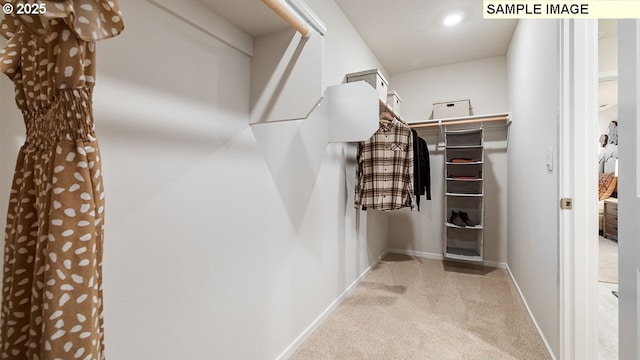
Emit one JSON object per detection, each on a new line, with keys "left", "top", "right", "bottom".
{"left": 596, "top": 19, "right": 619, "bottom": 360}
{"left": 561, "top": 18, "right": 640, "bottom": 360}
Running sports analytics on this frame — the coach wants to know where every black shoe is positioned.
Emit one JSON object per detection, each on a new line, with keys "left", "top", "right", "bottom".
{"left": 449, "top": 211, "right": 466, "bottom": 227}
{"left": 459, "top": 211, "right": 477, "bottom": 227}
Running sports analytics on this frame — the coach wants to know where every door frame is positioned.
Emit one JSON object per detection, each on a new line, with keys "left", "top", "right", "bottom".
{"left": 558, "top": 19, "right": 599, "bottom": 360}
{"left": 616, "top": 19, "right": 640, "bottom": 360}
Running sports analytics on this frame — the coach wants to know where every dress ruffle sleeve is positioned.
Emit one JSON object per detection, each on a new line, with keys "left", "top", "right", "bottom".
{"left": 0, "top": 13, "right": 21, "bottom": 39}
{"left": 0, "top": 15, "right": 21, "bottom": 77}
{"left": 1, "top": 0, "right": 124, "bottom": 41}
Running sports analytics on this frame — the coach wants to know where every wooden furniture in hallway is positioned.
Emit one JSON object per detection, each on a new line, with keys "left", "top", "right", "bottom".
{"left": 603, "top": 198, "right": 618, "bottom": 240}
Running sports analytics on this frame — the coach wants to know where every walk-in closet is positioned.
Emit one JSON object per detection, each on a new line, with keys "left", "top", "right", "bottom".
{"left": 0, "top": 0, "right": 639, "bottom": 359}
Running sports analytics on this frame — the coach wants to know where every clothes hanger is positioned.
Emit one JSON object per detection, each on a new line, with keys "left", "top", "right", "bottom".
{"left": 379, "top": 111, "right": 394, "bottom": 124}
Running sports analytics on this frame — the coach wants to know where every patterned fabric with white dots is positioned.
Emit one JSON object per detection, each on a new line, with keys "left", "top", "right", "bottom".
{"left": 0, "top": 1, "right": 123, "bottom": 359}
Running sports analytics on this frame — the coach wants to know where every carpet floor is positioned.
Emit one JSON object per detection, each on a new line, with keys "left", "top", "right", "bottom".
{"left": 291, "top": 254, "right": 551, "bottom": 360}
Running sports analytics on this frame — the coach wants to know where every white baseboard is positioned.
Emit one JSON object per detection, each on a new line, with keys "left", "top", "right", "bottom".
{"left": 481, "top": 259, "right": 507, "bottom": 269}
{"left": 275, "top": 250, "right": 389, "bottom": 360}
{"left": 387, "top": 248, "right": 443, "bottom": 260}
{"left": 506, "top": 264, "right": 557, "bottom": 360}
{"left": 387, "top": 248, "right": 507, "bottom": 269}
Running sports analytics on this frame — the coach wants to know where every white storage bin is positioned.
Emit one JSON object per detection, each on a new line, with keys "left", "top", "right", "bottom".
{"left": 346, "top": 69, "right": 388, "bottom": 101}
{"left": 432, "top": 99, "right": 472, "bottom": 119}
{"left": 386, "top": 90, "right": 402, "bottom": 115}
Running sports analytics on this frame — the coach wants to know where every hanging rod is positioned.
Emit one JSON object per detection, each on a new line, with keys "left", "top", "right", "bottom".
{"left": 409, "top": 113, "right": 510, "bottom": 128}
{"left": 261, "top": 0, "right": 311, "bottom": 37}
{"left": 379, "top": 99, "right": 407, "bottom": 123}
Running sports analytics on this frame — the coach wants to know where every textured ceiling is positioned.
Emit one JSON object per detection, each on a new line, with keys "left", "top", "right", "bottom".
{"left": 334, "top": 0, "right": 517, "bottom": 74}
{"left": 197, "top": 1, "right": 617, "bottom": 80}
{"left": 197, "top": 0, "right": 516, "bottom": 74}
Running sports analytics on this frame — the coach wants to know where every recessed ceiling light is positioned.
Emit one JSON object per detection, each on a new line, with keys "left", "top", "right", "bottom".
{"left": 444, "top": 14, "right": 462, "bottom": 26}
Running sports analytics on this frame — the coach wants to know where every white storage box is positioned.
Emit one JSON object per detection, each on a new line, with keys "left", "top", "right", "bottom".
{"left": 386, "top": 90, "right": 402, "bottom": 115}
{"left": 432, "top": 99, "right": 472, "bottom": 119}
{"left": 346, "top": 69, "right": 389, "bottom": 101}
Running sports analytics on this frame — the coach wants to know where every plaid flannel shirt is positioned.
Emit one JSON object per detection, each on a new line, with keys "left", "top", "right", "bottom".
{"left": 354, "top": 118, "right": 415, "bottom": 211}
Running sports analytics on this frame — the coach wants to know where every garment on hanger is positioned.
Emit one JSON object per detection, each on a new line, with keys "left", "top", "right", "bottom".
{"left": 379, "top": 111, "right": 394, "bottom": 124}
{"left": 418, "top": 135, "right": 431, "bottom": 201}
{"left": 355, "top": 116, "right": 415, "bottom": 211}
{"left": 0, "top": 1, "right": 124, "bottom": 358}
{"left": 411, "top": 129, "right": 431, "bottom": 210}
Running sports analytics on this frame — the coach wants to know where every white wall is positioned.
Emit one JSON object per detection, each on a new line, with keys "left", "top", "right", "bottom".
{"left": 598, "top": 35, "right": 618, "bottom": 142}
{"left": 389, "top": 56, "right": 509, "bottom": 121}
{"left": 617, "top": 19, "right": 640, "bottom": 360}
{"left": 386, "top": 57, "right": 509, "bottom": 264}
{"left": 0, "top": 1, "right": 390, "bottom": 359}
{"left": 599, "top": 36, "right": 618, "bottom": 75}
{"left": 506, "top": 20, "right": 560, "bottom": 357}
{"left": 599, "top": 106, "right": 618, "bottom": 137}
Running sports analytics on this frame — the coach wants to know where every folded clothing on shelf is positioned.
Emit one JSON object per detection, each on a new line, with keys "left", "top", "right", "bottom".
{"left": 450, "top": 158, "right": 478, "bottom": 163}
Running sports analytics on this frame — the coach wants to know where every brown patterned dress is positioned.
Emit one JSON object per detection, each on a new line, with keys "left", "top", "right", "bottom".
{"left": 0, "top": 1, "right": 123, "bottom": 358}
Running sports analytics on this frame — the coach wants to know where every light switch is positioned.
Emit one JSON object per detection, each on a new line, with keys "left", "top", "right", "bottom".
{"left": 546, "top": 148, "right": 553, "bottom": 172}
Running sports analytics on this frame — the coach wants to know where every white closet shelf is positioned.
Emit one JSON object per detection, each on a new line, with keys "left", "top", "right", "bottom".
{"left": 445, "top": 145, "right": 483, "bottom": 149}
{"left": 446, "top": 161, "right": 483, "bottom": 165}
{"left": 445, "top": 128, "right": 483, "bottom": 134}
{"left": 445, "top": 222, "right": 484, "bottom": 230}
{"left": 444, "top": 252, "right": 483, "bottom": 262}
{"left": 409, "top": 112, "right": 510, "bottom": 129}
{"left": 443, "top": 125, "right": 485, "bottom": 263}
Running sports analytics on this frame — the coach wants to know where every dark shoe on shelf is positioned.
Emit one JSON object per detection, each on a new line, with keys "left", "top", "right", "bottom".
{"left": 449, "top": 211, "right": 466, "bottom": 227}
{"left": 459, "top": 211, "right": 477, "bottom": 227}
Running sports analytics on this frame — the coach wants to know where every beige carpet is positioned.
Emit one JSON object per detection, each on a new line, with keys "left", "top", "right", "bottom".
{"left": 599, "top": 236, "right": 618, "bottom": 284}
{"left": 291, "top": 254, "right": 551, "bottom": 360}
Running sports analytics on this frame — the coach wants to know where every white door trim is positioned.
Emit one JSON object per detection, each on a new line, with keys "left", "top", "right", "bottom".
{"left": 558, "top": 19, "right": 599, "bottom": 360}
{"left": 617, "top": 19, "right": 640, "bottom": 360}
